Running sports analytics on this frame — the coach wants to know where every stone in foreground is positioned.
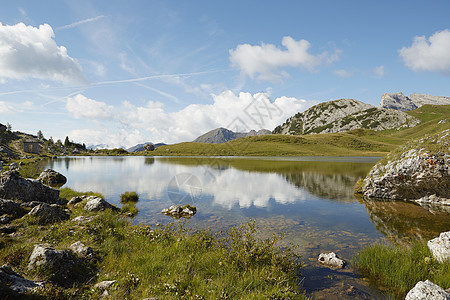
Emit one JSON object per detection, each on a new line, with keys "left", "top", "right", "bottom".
{"left": 428, "top": 231, "right": 450, "bottom": 263}
{"left": 318, "top": 252, "right": 346, "bottom": 268}
{"left": 405, "top": 280, "right": 450, "bottom": 300}
{"left": 37, "top": 169, "right": 67, "bottom": 186}
{"left": 0, "top": 264, "right": 43, "bottom": 295}
{"left": 28, "top": 203, "right": 70, "bottom": 224}
{"left": 84, "top": 196, "right": 118, "bottom": 212}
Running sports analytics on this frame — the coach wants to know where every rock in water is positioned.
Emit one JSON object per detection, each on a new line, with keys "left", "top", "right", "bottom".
{"left": 0, "top": 171, "right": 59, "bottom": 203}
{"left": 318, "top": 252, "right": 346, "bottom": 268}
{"left": 428, "top": 231, "right": 450, "bottom": 263}
{"left": 362, "top": 130, "right": 450, "bottom": 200}
{"left": 37, "top": 169, "right": 67, "bottom": 187}
{"left": 405, "top": 280, "right": 450, "bottom": 300}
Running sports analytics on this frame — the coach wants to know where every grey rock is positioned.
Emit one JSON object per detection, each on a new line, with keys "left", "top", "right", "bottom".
{"left": 94, "top": 280, "right": 117, "bottom": 289}
{"left": 144, "top": 143, "right": 155, "bottom": 151}
{"left": 28, "top": 244, "right": 81, "bottom": 285}
{"left": 318, "top": 252, "right": 346, "bottom": 268}
{"left": 0, "top": 198, "right": 24, "bottom": 217}
{"left": 0, "top": 264, "right": 44, "bottom": 294}
{"left": 70, "top": 241, "right": 95, "bottom": 259}
{"left": 0, "top": 171, "right": 60, "bottom": 203}
{"left": 68, "top": 196, "right": 83, "bottom": 205}
{"left": 28, "top": 203, "right": 70, "bottom": 224}
{"left": 162, "top": 205, "right": 196, "bottom": 218}
{"left": 0, "top": 225, "right": 16, "bottom": 234}
{"left": 194, "top": 127, "right": 271, "bottom": 143}
{"left": 72, "top": 215, "right": 97, "bottom": 224}
{"left": 84, "top": 196, "right": 118, "bottom": 212}
{"left": 409, "top": 93, "right": 450, "bottom": 107}
{"left": 274, "top": 98, "right": 419, "bottom": 135}
{"left": 380, "top": 92, "right": 418, "bottom": 111}
{"left": 37, "top": 169, "right": 67, "bottom": 186}
{"left": 405, "top": 280, "right": 450, "bottom": 300}
{"left": 0, "top": 147, "right": 17, "bottom": 158}
{"left": 20, "top": 201, "right": 45, "bottom": 208}
{"left": 9, "top": 162, "right": 19, "bottom": 171}
{"left": 428, "top": 231, "right": 450, "bottom": 263}
{"left": 0, "top": 214, "right": 11, "bottom": 224}
{"left": 362, "top": 130, "right": 450, "bottom": 200}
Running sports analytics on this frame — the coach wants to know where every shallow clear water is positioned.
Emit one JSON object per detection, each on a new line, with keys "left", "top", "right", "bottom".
{"left": 43, "top": 156, "right": 450, "bottom": 299}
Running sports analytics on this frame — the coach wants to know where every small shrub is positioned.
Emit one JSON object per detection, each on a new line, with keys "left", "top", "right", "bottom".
{"left": 120, "top": 191, "right": 139, "bottom": 203}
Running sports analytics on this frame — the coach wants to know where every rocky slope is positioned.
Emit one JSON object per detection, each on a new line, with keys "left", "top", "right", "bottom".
{"left": 380, "top": 92, "right": 450, "bottom": 111}
{"left": 193, "top": 127, "right": 271, "bottom": 143}
{"left": 273, "top": 99, "right": 420, "bottom": 135}
{"left": 360, "top": 130, "right": 450, "bottom": 201}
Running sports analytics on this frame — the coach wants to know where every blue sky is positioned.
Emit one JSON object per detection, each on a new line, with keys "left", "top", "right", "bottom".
{"left": 0, "top": 0, "right": 449, "bottom": 147}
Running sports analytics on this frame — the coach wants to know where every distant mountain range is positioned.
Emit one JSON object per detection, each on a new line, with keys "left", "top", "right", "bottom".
{"left": 126, "top": 142, "right": 166, "bottom": 152}
{"left": 273, "top": 92, "right": 450, "bottom": 136}
{"left": 193, "top": 128, "right": 271, "bottom": 144}
{"left": 86, "top": 144, "right": 112, "bottom": 150}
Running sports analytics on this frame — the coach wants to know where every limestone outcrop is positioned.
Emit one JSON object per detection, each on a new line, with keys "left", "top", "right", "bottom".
{"left": 405, "top": 280, "right": 450, "bottom": 300}
{"left": 380, "top": 92, "right": 450, "bottom": 111}
{"left": 428, "top": 231, "right": 450, "bottom": 263}
{"left": 273, "top": 99, "right": 419, "bottom": 135}
{"left": 0, "top": 171, "right": 60, "bottom": 203}
{"left": 361, "top": 130, "right": 450, "bottom": 201}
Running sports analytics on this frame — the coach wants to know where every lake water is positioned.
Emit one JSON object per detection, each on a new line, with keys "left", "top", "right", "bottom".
{"left": 43, "top": 156, "right": 450, "bottom": 299}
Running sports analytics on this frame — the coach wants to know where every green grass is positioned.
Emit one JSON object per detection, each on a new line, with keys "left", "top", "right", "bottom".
{"left": 120, "top": 191, "right": 139, "bottom": 203}
{"left": 355, "top": 242, "right": 450, "bottom": 298}
{"left": 0, "top": 189, "right": 308, "bottom": 299}
{"left": 148, "top": 104, "right": 449, "bottom": 157}
{"left": 59, "top": 187, "right": 104, "bottom": 200}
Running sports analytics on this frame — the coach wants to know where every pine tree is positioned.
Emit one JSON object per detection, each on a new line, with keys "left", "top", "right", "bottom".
{"left": 64, "top": 136, "right": 70, "bottom": 147}
{"left": 37, "top": 130, "right": 44, "bottom": 140}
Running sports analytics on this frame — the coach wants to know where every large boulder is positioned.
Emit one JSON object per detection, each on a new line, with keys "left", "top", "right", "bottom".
{"left": 0, "top": 264, "right": 43, "bottom": 296}
{"left": 0, "top": 199, "right": 25, "bottom": 218}
{"left": 405, "top": 280, "right": 450, "bottom": 300}
{"left": 380, "top": 92, "right": 418, "bottom": 111}
{"left": 37, "top": 169, "right": 67, "bottom": 187}
{"left": 362, "top": 130, "right": 450, "bottom": 200}
{"left": 428, "top": 231, "right": 450, "bottom": 263}
{"left": 28, "top": 244, "right": 82, "bottom": 286}
{"left": 28, "top": 203, "right": 70, "bottom": 224}
{"left": 84, "top": 196, "right": 118, "bottom": 212}
{"left": 0, "top": 171, "right": 60, "bottom": 203}
{"left": 70, "top": 241, "right": 96, "bottom": 259}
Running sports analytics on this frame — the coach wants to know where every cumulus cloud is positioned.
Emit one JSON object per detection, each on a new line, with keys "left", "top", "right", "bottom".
{"left": 0, "top": 101, "right": 16, "bottom": 113}
{"left": 66, "top": 94, "right": 114, "bottom": 119}
{"left": 67, "top": 90, "right": 315, "bottom": 148}
{"left": 399, "top": 29, "right": 450, "bottom": 73}
{"left": 374, "top": 65, "right": 385, "bottom": 77}
{"left": 229, "top": 36, "right": 340, "bottom": 81}
{"left": 0, "top": 22, "right": 85, "bottom": 84}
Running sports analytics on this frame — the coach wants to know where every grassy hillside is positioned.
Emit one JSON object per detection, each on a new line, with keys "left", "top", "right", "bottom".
{"left": 151, "top": 105, "right": 449, "bottom": 157}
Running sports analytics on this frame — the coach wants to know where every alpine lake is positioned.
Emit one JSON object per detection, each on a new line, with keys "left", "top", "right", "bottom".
{"left": 40, "top": 155, "right": 450, "bottom": 299}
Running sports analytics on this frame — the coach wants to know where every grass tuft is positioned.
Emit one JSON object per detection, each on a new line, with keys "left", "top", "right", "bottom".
{"left": 120, "top": 191, "right": 139, "bottom": 203}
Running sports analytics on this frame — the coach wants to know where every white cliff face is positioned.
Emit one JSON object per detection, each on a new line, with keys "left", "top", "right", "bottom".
{"left": 362, "top": 130, "right": 450, "bottom": 201}
{"left": 274, "top": 99, "right": 419, "bottom": 135}
{"left": 380, "top": 92, "right": 450, "bottom": 111}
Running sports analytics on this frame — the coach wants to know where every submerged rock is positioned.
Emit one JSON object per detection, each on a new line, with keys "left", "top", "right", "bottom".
{"left": 318, "top": 252, "right": 346, "bottom": 268}
{"left": 37, "top": 169, "right": 67, "bottom": 187}
{"left": 0, "top": 171, "right": 59, "bottom": 203}
{"left": 405, "top": 280, "right": 450, "bottom": 300}
{"left": 161, "top": 204, "right": 196, "bottom": 218}
{"left": 428, "top": 231, "right": 450, "bottom": 263}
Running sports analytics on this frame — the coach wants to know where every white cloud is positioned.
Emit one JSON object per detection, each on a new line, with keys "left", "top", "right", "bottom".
{"left": 0, "top": 22, "right": 85, "bottom": 84}
{"left": 334, "top": 69, "right": 353, "bottom": 78}
{"left": 0, "top": 101, "right": 16, "bottom": 113}
{"left": 22, "top": 101, "right": 34, "bottom": 109}
{"left": 374, "top": 65, "right": 385, "bottom": 77}
{"left": 229, "top": 36, "right": 340, "bottom": 81}
{"left": 399, "top": 29, "right": 450, "bottom": 73}
{"left": 66, "top": 94, "right": 113, "bottom": 119}
{"left": 66, "top": 90, "right": 315, "bottom": 148}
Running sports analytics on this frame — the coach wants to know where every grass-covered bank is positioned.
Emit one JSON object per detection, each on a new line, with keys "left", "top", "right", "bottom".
{"left": 0, "top": 189, "right": 307, "bottom": 299}
{"left": 355, "top": 242, "right": 450, "bottom": 298}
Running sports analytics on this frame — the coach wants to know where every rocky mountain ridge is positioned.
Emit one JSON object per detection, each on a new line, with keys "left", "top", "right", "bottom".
{"left": 193, "top": 127, "right": 271, "bottom": 144}
{"left": 273, "top": 98, "right": 420, "bottom": 135}
{"left": 380, "top": 92, "right": 450, "bottom": 111}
